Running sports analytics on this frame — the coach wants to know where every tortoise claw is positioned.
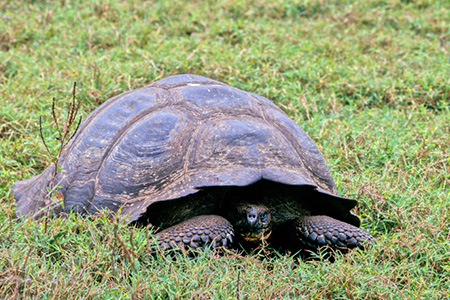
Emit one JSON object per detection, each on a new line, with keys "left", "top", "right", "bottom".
{"left": 227, "top": 233, "right": 233, "bottom": 244}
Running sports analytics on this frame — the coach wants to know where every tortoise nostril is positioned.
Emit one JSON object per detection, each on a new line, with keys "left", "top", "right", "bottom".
{"left": 247, "top": 213, "right": 257, "bottom": 222}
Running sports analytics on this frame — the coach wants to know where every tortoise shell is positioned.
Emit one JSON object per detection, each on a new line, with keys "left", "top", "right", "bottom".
{"left": 14, "top": 74, "right": 359, "bottom": 226}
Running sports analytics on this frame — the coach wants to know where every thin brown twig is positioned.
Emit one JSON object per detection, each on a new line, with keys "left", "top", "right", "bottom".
{"left": 67, "top": 82, "right": 79, "bottom": 137}
{"left": 39, "top": 116, "right": 52, "bottom": 157}
{"left": 51, "top": 97, "right": 62, "bottom": 140}
{"left": 64, "top": 116, "right": 82, "bottom": 151}
{"left": 60, "top": 82, "right": 80, "bottom": 152}
{"left": 40, "top": 81, "right": 82, "bottom": 169}
{"left": 62, "top": 83, "right": 81, "bottom": 151}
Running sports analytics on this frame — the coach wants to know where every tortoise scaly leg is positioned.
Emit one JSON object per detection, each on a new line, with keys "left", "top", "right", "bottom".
{"left": 155, "top": 215, "right": 234, "bottom": 250}
{"left": 296, "top": 215, "right": 374, "bottom": 252}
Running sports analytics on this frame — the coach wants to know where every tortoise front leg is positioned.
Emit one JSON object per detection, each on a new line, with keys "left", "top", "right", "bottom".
{"left": 296, "top": 215, "right": 374, "bottom": 252}
{"left": 155, "top": 215, "right": 234, "bottom": 250}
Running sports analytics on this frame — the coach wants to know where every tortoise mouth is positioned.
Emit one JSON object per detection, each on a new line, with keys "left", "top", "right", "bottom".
{"left": 238, "top": 227, "right": 272, "bottom": 243}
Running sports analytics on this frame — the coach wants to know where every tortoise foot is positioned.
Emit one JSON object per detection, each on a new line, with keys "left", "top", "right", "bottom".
{"left": 155, "top": 215, "right": 234, "bottom": 250}
{"left": 297, "top": 215, "right": 374, "bottom": 252}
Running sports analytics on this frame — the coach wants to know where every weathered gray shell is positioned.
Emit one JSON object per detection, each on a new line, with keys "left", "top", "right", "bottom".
{"left": 14, "top": 74, "right": 359, "bottom": 225}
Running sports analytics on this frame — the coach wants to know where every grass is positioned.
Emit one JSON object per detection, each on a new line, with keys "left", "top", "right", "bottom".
{"left": 1, "top": 0, "right": 449, "bottom": 298}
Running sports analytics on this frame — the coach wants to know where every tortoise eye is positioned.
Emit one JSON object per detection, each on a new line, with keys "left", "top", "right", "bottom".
{"left": 260, "top": 213, "right": 267, "bottom": 223}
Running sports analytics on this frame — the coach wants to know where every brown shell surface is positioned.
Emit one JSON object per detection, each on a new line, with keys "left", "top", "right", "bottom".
{"left": 14, "top": 74, "right": 356, "bottom": 222}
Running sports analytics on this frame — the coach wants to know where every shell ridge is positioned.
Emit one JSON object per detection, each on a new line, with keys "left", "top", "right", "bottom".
{"left": 248, "top": 93, "right": 313, "bottom": 183}
{"left": 58, "top": 89, "right": 137, "bottom": 170}
{"left": 57, "top": 87, "right": 167, "bottom": 212}
{"left": 86, "top": 91, "right": 172, "bottom": 211}
{"left": 248, "top": 93, "right": 336, "bottom": 194}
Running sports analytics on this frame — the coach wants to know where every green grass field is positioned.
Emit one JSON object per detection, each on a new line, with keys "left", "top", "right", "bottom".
{"left": 1, "top": 0, "right": 449, "bottom": 298}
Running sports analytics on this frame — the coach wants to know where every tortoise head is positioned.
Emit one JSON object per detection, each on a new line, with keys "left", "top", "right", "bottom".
{"left": 229, "top": 204, "right": 272, "bottom": 243}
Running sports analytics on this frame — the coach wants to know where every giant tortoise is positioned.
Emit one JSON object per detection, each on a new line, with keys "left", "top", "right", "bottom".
{"left": 14, "top": 74, "right": 373, "bottom": 253}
